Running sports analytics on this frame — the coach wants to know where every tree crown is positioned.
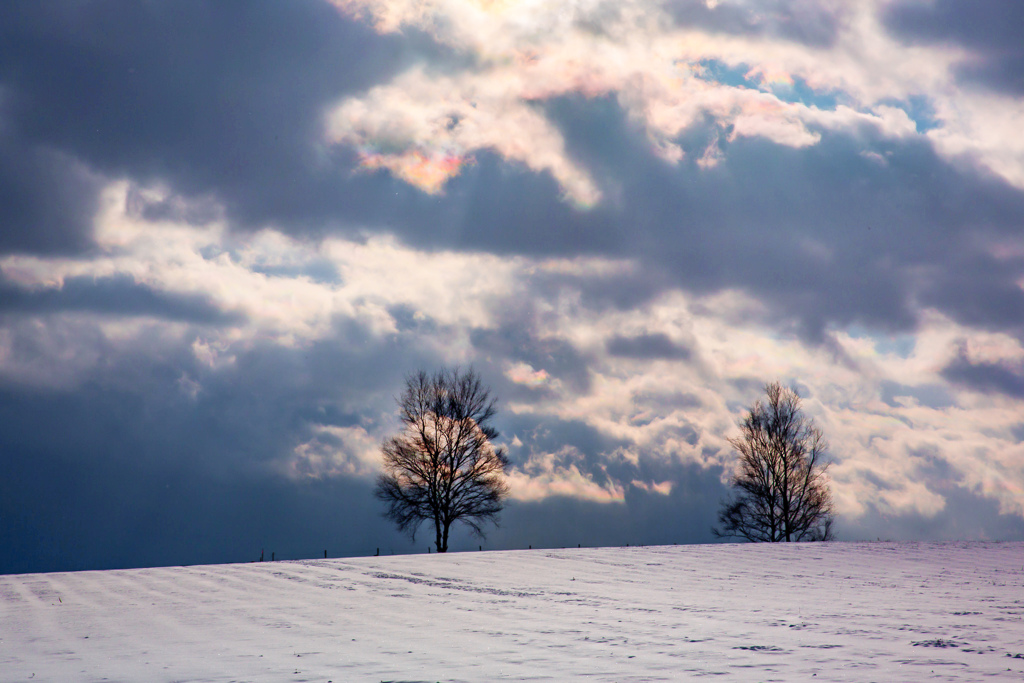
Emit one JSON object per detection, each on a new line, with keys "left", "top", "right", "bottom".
{"left": 716, "top": 381, "right": 835, "bottom": 542}
{"left": 376, "top": 367, "right": 509, "bottom": 552}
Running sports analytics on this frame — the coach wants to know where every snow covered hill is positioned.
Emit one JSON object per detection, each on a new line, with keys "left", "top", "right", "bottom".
{"left": 2, "top": 542, "right": 1022, "bottom": 682}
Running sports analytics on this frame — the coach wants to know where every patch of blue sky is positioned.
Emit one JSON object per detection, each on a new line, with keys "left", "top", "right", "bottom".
{"left": 692, "top": 59, "right": 843, "bottom": 111}
{"left": 773, "top": 76, "right": 842, "bottom": 111}
{"left": 880, "top": 380, "right": 956, "bottom": 410}
{"left": 198, "top": 244, "right": 341, "bottom": 284}
{"left": 199, "top": 244, "right": 230, "bottom": 261}
{"left": 250, "top": 260, "right": 341, "bottom": 284}
{"left": 844, "top": 324, "right": 917, "bottom": 358}
{"left": 878, "top": 95, "right": 941, "bottom": 133}
{"left": 693, "top": 59, "right": 758, "bottom": 89}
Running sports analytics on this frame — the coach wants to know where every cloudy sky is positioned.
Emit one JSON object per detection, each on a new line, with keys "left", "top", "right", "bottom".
{"left": 2, "top": 0, "right": 1023, "bottom": 573}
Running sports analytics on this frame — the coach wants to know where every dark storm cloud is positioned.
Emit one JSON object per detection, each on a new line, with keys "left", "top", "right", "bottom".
{"left": 884, "top": 0, "right": 1024, "bottom": 95}
{"left": 126, "top": 185, "right": 223, "bottom": 227}
{"left": 571, "top": 271, "right": 668, "bottom": 312}
{"left": 1011, "top": 423, "right": 1024, "bottom": 442}
{"left": 606, "top": 333, "right": 692, "bottom": 360}
{"left": 0, "top": 134, "right": 102, "bottom": 254}
{"left": 0, "top": 443, "right": 414, "bottom": 574}
{"left": 879, "top": 381, "right": 956, "bottom": 410}
{"left": 0, "top": 274, "right": 238, "bottom": 324}
{"left": 471, "top": 312, "right": 594, "bottom": 396}
{"left": 0, "top": 310, "right": 446, "bottom": 573}
{"left": 0, "top": 0, "right": 414, "bottom": 253}
{"left": 502, "top": 413, "right": 629, "bottom": 468}
{"left": 941, "top": 347, "right": 1024, "bottom": 399}
{"left": 918, "top": 255, "right": 1024, "bottom": 333}
{"left": 375, "top": 151, "right": 626, "bottom": 258}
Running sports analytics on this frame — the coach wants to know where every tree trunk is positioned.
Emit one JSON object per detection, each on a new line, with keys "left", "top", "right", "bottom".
{"left": 440, "top": 520, "right": 450, "bottom": 553}
{"left": 434, "top": 517, "right": 444, "bottom": 553}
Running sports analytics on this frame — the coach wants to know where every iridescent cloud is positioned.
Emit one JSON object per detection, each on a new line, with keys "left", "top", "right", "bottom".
{"left": 325, "top": 0, "right": 1024, "bottom": 201}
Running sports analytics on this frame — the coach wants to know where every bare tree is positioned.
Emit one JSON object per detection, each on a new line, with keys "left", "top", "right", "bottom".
{"left": 376, "top": 367, "right": 510, "bottom": 553}
{"left": 714, "top": 381, "right": 835, "bottom": 542}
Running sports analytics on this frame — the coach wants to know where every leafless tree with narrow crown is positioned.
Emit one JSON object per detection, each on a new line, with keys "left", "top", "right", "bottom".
{"left": 715, "top": 381, "right": 835, "bottom": 542}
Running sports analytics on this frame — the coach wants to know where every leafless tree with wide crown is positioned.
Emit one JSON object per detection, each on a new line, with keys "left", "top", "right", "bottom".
{"left": 376, "top": 367, "right": 510, "bottom": 553}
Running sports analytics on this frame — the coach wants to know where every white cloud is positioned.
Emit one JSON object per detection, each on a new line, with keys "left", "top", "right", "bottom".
{"left": 284, "top": 423, "right": 384, "bottom": 479}
{"left": 507, "top": 445, "right": 626, "bottom": 503}
{"left": 325, "top": 66, "right": 603, "bottom": 206}
{"left": 506, "top": 361, "right": 555, "bottom": 388}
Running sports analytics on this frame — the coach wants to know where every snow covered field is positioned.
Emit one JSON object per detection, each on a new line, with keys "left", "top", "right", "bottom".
{"left": 1, "top": 542, "right": 1022, "bottom": 682}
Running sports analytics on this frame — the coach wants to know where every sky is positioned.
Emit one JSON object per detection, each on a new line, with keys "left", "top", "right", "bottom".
{"left": 1, "top": 0, "right": 1023, "bottom": 574}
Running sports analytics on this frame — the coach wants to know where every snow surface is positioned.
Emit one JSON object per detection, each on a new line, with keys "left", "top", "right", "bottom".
{"left": 1, "top": 542, "right": 1022, "bottom": 682}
